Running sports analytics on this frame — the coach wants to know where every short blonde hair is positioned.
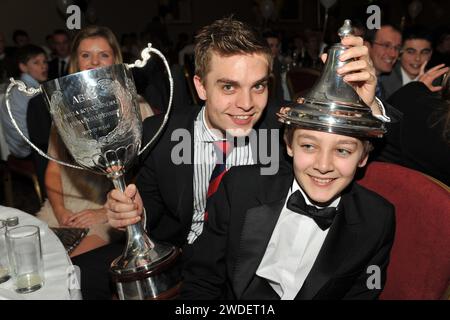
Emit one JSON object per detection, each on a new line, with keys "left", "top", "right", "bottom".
{"left": 68, "top": 25, "right": 122, "bottom": 74}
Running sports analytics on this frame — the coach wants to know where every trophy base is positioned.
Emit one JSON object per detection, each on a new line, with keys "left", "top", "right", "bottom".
{"left": 110, "top": 247, "right": 182, "bottom": 300}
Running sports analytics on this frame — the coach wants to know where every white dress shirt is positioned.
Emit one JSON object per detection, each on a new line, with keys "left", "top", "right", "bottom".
{"left": 256, "top": 178, "right": 340, "bottom": 300}
{"left": 187, "top": 107, "right": 254, "bottom": 244}
{"left": 401, "top": 67, "right": 418, "bottom": 86}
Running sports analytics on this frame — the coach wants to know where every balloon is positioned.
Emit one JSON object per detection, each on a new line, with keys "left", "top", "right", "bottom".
{"left": 320, "top": 0, "right": 337, "bottom": 10}
{"left": 56, "top": 0, "right": 75, "bottom": 14}
{"left": 260, "top": 0, "right": 274, "bottom": 20}
{"left": 408, "top": 0, "right": 423, "bottom": 19}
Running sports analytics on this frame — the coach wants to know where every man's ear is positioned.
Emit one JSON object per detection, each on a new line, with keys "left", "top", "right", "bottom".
{"left": 193, "top": 75, "right": 207, "bottom": 100}
{"left": 18, "top": 62, "right": 28, "bottom": 74}
{"left": 358, "top": 154, "right": 369, "bottom": 168}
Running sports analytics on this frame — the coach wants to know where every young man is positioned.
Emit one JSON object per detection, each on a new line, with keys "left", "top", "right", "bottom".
{"left": 380, "top": 27, "right": 445, "bottom": 99}
{"left": 0, "top": 44, "right": 48, "bottom": 158}
{"left": 180, "top": 107, "right": 396, "bottom": 300}
{"left": 73, "top": 17, "right": 386, "bottom": 299}
{"left": 47, "top": 29, "right": 70, "bottom": 79}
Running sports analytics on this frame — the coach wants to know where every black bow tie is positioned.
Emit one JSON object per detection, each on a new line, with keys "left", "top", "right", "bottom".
{"left": 286, "top": 190, "right": 338, "bottom": 231}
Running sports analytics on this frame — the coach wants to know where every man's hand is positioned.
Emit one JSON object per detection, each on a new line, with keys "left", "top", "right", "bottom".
{"left": 321, "top": 35, "right": 379, "bottom": 113}
{"left": 105, "top": 184, "right": 144, "bottom": 229}
{"left": 418, "top": 62, "right": 449, "bottom": 92}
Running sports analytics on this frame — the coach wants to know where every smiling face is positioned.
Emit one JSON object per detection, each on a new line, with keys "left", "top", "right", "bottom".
{"left": 368, "top": 26, "right": 402, "bottom": 75}
{"left": 193, "top": 52, "right": 270, "bottom": 137}
{"left": 77, "top": 36, "right": 115, "bottom": 71}
{"left": 286, "top": 129, "right": 368, "bottom": 205}
{"left": 400, "top": 39, "right": 432, "bottom": 79}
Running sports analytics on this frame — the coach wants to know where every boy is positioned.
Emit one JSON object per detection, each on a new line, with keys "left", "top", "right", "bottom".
{"left": 0, "top": 44, "right": 48, "bottom": 158}
{"left": 180, "top": 108, "right": 395, "bottom": 300}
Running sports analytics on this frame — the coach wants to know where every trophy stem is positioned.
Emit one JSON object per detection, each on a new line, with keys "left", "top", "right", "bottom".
{"left": 109, "top": 173, "right": 181, "bottom": 300}
{"left": 110, "top": 173, "right": 156, "bottom": 264}
{"left": 111, "top": 174, "right": 127, "bottom": 192}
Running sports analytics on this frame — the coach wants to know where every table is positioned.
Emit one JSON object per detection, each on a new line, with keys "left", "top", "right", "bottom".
{"left": 0, "top": 205, "right": 79, "bottom": 300}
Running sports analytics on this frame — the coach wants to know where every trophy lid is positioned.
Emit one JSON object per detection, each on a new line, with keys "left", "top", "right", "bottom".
{"left": 277, "top": 19, "right": 386, "bottom": 138}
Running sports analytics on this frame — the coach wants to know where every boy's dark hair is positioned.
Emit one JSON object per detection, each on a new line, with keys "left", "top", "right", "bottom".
{"left": 402, "top": 26, "right": 433, "bottom": 45}
{"left": 283, "top": 124, "right": 374, "bottom": 158}
{"left": 194, "top": 16, "right": 272, "bottom": 79}
{"left": 364, "top": 24, "right": 401, "bottom": 44}
{"left": 16, "top": 44, "right": 46, "bottom": 65}
{"left": 12, "top": 29, "right": 29, "bottom": 43}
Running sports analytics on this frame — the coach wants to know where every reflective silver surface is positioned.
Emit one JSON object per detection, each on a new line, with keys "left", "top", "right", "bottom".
{"left": 5, "top": 44, "right": 180, "bottom": 300}
{"left": 114, "top": 249, "right": 182, "bottom": 300}
{"left": 278, "top": 20, "right": 386, "bottom": 138}
{"left": 41, "top": 64, "right": 142, "bottom": 176}
{"left": 40, "top": 64, "right": 180, "bottom": 300}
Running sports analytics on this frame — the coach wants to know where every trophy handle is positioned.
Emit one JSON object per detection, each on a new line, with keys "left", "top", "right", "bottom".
{"left": 125, "top": 44, "right": 173, "bottom": 156}
{"left": 5, "top": 79, "right": 83, "bottom": 170}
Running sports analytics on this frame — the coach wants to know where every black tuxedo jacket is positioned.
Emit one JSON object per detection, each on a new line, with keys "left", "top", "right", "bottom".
{"left": 137, "top": 101, "right": 285, "bottom": 248}
{"left": 48, "top": 57, "right": 68, "bottom": 80}
{"left": 180, "top": 161, "right": 396, "bottom": 300}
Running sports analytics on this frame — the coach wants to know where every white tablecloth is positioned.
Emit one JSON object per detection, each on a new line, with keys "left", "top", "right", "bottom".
{"left": 0, "top": 206, "right": 77, "bottom": 300}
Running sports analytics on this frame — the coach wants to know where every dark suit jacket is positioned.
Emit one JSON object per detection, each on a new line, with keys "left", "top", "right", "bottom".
{"left": 27, "top": 94, "right": 52, "bottom": 198}
{"left": 180, "top": 161, "right": 396, "bottom": 300}
{"left": 137, "top": 101, "right": 285, "bottom": 248}
{"left": 48, "top": 57, "right": 68, "bottom": 80}
{"left": 379, "top": 63, "right": 403, "bottom": 100}
{"left": 384, "top": 82, "right": 450, "bottom": 186}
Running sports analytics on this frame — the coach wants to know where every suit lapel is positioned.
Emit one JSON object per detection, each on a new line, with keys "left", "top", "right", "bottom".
{"left": 232, "top": 199, "right": 285, "bottom": 299}
{"left": 232, "top": 165, "right": 293, "bottom": 299}
{"left": 173, "top": 110, "right": 197, "bottom": 226}
{"left": 295, "top": 185, "right": 362, "bottom": 299}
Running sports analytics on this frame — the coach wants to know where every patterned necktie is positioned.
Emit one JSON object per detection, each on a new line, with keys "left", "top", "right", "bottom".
{"left": 286, "top": 190, "right": 338, "bottom": 231}
{"left": 204, "top": 140, "right": 233, "bottom": 221}
{"left": 375, "top": 80, "right": 383, "bottom": 99}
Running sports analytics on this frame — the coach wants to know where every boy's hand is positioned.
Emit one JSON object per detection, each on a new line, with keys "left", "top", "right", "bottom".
{"left": 321, "top": 35, "right": 379, "bottom": 113}
{"left": 105, "top": 184, "right": 144, "bottom": 229}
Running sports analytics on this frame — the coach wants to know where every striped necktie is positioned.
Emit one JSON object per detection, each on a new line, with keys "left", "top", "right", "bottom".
{"left": 204, "top": 140, "right": 233, "bottom": 221}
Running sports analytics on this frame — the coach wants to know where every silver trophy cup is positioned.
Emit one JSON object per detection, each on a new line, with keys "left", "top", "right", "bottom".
{"left": 5, "top": 44, "right": 181, "bottom": 300}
